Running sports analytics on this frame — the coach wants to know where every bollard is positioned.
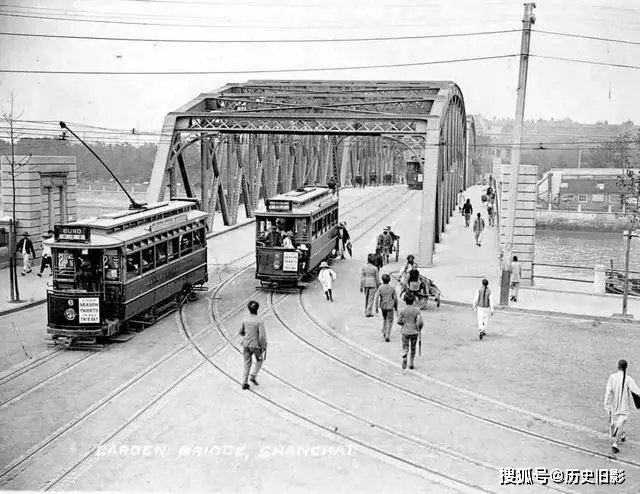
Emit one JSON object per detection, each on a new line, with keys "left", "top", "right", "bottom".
{"left": 593, "top": 264, "right": 606, "bottom": 294}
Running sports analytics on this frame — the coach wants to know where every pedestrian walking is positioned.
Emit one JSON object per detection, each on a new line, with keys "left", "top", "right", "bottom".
{"left": 487, "top": 203, "right": 495, "bottom": 227}
{"left": 509, "top": 256, "right": 522, "bottom": 302}
{"left": 604, "top": 359, "right": 640, "bottom": 454}
{"left": 473, "top": 213, "right": 485, "bottom": 247}
{"left": 318, "top": 261, "right": 337, "bottom": 301}
{"left": 37, "top": 230, "right": 54, "bottom": 277}
{"left": 375, "top": 273, "right": 398, "bottom": 342}
{"left": 397, "top": 294, "right": 423, "bottom": 369}
{"left": 239, "top": 300, "right": 268, "bottom": 390}
{"left": 457, "top": 189, "right": 464, "bottom": 212}
{"left": 16, "top": 232, "right": 35, "bottom": 276}
{"left": 472, "top": 279, "right": 494, "bottom": 340}
{"left": 360, "top": 253, "right": 380, "bottom": 317}
{"left": 327, "top": 175, "right": 337, "bottom": 195}
{"left": 336, "top": 222, "right": 351, "bottom": 259}
{"left": 373, "top": 247, "right": 384, "bottom": 271}
{"left": 462, "top": 199, "right": 473, "bottom": 228}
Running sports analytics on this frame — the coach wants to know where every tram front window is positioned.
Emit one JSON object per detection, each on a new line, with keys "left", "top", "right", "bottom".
{"left": 55, "top": 248, "right": 101, "bottom": 290}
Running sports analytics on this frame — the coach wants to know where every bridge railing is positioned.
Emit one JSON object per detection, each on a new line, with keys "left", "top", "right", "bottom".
{"left": 532, "top": 261, "right": 640, "bottom": 295}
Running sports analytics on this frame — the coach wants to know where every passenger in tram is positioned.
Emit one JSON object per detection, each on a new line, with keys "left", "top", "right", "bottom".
{"left": 282, "top": 231, "right": 294, "bottom": 249}
{"left": 265, "top": 223, "right": 283, "bottom": 247}
{"left": 78, "top": 257, "right": 96, "bottom": 291}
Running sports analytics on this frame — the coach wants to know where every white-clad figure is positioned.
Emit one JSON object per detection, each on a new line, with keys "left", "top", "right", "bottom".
{"left": 472, "top": 278, "right": 494, "bottom": 341}
{"left": 318, "top": 261, "right": 337, "bottom": 302}
{"left": 604, "top": 359, "right": 640, "bottom": 454}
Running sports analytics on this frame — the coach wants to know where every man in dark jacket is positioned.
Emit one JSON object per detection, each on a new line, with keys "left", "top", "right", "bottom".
{"left": 16, "top": 232, "right": 35, "bottom": 276}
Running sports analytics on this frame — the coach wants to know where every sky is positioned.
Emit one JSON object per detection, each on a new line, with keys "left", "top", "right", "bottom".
{"left": 0, "top": 0, "right": 639, "bottom": 142}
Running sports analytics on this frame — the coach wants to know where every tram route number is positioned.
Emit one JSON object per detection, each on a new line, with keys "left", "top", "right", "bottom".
{"left": 79, "top": 297, "right": 100, "bottom": 324}
{"left": 282, "top": 251, "right": 299, "bottom": 272}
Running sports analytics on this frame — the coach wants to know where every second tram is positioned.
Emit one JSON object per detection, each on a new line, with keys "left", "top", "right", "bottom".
{"left": 255, "top": 186, "right": 339, "bottom": 287}
{"left": 406, "top": 159, "right": 423, "bottom": 190}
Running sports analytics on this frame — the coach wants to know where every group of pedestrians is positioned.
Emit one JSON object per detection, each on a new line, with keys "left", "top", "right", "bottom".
{"left": 14, "top": 231, "right": 54, "bottom": 277}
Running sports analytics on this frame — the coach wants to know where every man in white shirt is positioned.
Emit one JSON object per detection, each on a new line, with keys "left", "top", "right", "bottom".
{"left": 472, "top": 279, "right": 494, "bottom": 340}
{"left": 604, "top": 359, "right": 640, "bottom": 454}
{"left": 38, "top": 230, "right": 54, "bottom": 277}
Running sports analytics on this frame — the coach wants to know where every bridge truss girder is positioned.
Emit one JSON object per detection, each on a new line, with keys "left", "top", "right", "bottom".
{"left": 148, "top": 81, "right": 469, "bottom": 265}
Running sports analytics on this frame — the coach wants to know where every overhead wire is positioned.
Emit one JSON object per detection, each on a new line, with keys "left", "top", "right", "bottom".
{"left": 0, "top": 53, "right": 518, "bottom": 75}
{"left": 0, "top": 29, "right": 521, "bottom": 44}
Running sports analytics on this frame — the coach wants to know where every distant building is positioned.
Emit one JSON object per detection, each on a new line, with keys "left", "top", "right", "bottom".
{"left": 537, "top": 168, "right": 640, "bottom": 211}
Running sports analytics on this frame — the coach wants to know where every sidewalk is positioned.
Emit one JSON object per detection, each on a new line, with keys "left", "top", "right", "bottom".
{"left": 429, "top": 185, "right": 640, "bottom": 321}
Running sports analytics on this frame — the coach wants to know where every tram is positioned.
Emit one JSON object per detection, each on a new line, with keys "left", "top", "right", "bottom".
{"left": 406, "top": 159, "right": 423, "bottom": 190}
{"left": 46, "top": 200, "right": 209, "bottom": 346}
{"left": 255, "top": 186, "right": 339, "bottom": 287}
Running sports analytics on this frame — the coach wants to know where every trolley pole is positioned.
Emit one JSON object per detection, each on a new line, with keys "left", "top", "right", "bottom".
{"left": 500, "top": 2, "right": 536, "bottom": 306}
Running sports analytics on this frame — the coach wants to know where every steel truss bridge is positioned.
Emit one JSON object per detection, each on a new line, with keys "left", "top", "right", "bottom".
{"left": 147, "top": 80, "right": 477, "bottom": 264}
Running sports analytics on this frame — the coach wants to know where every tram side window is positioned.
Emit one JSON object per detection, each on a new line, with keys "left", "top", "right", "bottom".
{"left": 156, "top": 242, "right": 168, "bottom": 267}
{"left": 127, "top": 252, "right": 141, "bottom": 277}
{"left": 168, "top": 237, "right": 179, "bottom": 261}
{"left": 180, "top": 232, "right": 193, "bottom": 255}
{"left": 103, "top": 250, "right": 120, "bottom": 281}
{"left": 193, "top": 228, "right": 205, "bottom": 249}
{"left": 141, "top": 247, "right": 154, "bottom": 273}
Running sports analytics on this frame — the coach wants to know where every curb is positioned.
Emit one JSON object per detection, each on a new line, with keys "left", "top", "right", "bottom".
{"left": 0, "top": 298, "right": 47, "bottom": 317}
{"left": 439, "top": 298, "right": 640, "bottom": 325}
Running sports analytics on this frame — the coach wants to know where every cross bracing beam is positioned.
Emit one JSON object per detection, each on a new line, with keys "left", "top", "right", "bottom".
{"left": 147, "top": 80, "right": 467, "bottom": 266}
{"left": 174, "top": 113, "right": 431, "bottom": 136}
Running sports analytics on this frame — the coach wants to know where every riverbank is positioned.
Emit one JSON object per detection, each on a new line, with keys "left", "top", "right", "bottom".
{"left": 536, "top": 209, "right": 630, "bottom": 232}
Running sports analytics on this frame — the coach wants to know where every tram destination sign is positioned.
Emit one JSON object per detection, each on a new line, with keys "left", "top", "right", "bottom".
{"left": 147, "top": 213, "right": 188, "bottom": 233}
{"left": 54, "top": 225, "right": 91, "bottom": 243}
{"left": 266, "top": 199, "right": 292, "bottom": 212}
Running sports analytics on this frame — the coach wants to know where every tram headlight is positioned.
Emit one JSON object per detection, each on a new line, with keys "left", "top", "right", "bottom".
{"left": 273, "top": 259, "right": 281, "bottom": 270}
{"left": 64, "top": 308, "right": 76, "bottom": 321}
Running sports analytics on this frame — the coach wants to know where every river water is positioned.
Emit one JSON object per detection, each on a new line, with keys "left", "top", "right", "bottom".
{"left": 534, "top": 230, "right": 640, "bottom": 287}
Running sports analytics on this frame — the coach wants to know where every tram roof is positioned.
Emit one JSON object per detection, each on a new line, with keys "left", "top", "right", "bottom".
{"left": 259, "top": 186, "right": 337, "bottom": 215}
{"left": 47, "top": 200, "right": 209, "bottom": 248}
{"left": 68, "top": 200, "right": 200, "bottom": 231}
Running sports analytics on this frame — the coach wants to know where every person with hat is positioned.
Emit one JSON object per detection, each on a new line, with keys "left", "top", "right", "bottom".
{"left": 604, "top": 359, "right": 640, "bottom": 454}
{"left": 16, "top": 232, "right": 35, "bottom": 276}
{"left": 336, "top": 221, "right": 351, "bottom": 259}
{"left": 377, "top": 226, "right": 398, "bottom": 264}
{"left": 37, "top": 230, "right": 54, "bottom": 277}
{"left": 318, "top": 261, "right": 337, "bottom": 301}
{"left": 399, "top": 254, "right": 418, "bottom": 285}
{"left": 360, "top": 253, "right": 380, "bottom": 317}
{"left": 472, "top": 278, "right": 494, "bottom": 340}
{"left": 265, "top": 223, "right": 282, "bottom": 247}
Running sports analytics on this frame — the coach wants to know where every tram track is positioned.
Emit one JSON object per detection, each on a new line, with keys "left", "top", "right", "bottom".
{"left": 3, "top": 186, "right": 403, "bottom": 490}
{"left": 0, "top": 261, "right": 251, "bottom": 489}
{"left": 0, "top": 186, "right": 408, "bottom": 490}
{"left": 174, "top": 188, "right": 510, "bottom": 493}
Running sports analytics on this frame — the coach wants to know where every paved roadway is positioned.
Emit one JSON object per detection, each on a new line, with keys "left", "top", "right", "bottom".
{"left": 1, "top": 185, "right": 639, "bottom": 492}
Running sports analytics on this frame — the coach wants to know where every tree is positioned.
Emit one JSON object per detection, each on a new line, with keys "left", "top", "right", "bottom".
{"left": 1, "top": 95, "right": 31, "bottom": 302}
{"left": 616, "top": 142, "right": 640, "bottom": 317}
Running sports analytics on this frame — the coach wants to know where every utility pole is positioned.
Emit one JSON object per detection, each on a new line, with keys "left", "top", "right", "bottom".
{"left": 500, "top": 2, "right": 536, "bottom": 305}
